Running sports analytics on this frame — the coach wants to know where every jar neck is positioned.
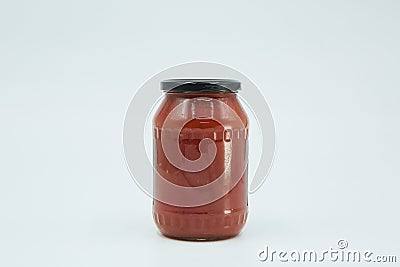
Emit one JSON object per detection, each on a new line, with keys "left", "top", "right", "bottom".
{"left": 165, "top": 91, "right": 237, "bottom": 99}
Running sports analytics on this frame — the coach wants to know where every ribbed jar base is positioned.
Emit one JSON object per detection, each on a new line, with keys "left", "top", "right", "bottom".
{"left": 153, "top": 207, "right": 248, "bottom": 241}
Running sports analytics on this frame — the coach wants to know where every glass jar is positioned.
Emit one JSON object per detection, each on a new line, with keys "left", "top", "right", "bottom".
{"left": 153, "top": 79, "right": 248, "bottom": 240}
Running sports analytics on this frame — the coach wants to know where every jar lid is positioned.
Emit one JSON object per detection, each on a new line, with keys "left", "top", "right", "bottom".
{"left": 161, "top": 79, "right": 241, "bottom": 93}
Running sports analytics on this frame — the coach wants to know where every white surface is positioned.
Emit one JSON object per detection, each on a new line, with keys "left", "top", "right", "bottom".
{"left": 1, "top": 0, "right": 399, "bottom": 266}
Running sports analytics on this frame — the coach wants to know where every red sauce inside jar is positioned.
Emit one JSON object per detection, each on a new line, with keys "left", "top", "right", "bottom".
{"left": 153, "top": 80, "right": 248, "bottom": 240}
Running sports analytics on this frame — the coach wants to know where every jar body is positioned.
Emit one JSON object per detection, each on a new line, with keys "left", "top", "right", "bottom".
{"left": 153, "top": 91, "right": 248, "bottom": 240}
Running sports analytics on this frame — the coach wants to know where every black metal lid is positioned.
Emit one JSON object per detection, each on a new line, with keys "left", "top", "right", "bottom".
{"left": 161, "top": 79, "right": 241, "bottom": 93}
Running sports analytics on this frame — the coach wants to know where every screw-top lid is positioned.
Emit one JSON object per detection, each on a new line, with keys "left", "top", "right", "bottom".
{"left": 161, "top": 79, "right": 241, "bottom": 93}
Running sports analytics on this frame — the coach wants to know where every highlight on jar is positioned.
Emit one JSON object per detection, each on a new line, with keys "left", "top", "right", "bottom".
{"left": 152, "top": 79, "right": 249, "bottom": 241}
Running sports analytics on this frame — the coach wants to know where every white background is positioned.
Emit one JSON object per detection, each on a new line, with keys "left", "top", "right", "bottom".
{"left": 1, "top": 0, "right": 399, "bottom": 266}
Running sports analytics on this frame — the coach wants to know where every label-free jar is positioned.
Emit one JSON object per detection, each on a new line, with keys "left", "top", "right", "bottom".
{"left": 153, "top": 79, "right": 248, "bottom": 241}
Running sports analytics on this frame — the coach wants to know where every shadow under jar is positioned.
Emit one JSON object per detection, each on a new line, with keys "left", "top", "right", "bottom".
{"left": 153, "top": 79, "right": 248, "bottom": 241}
